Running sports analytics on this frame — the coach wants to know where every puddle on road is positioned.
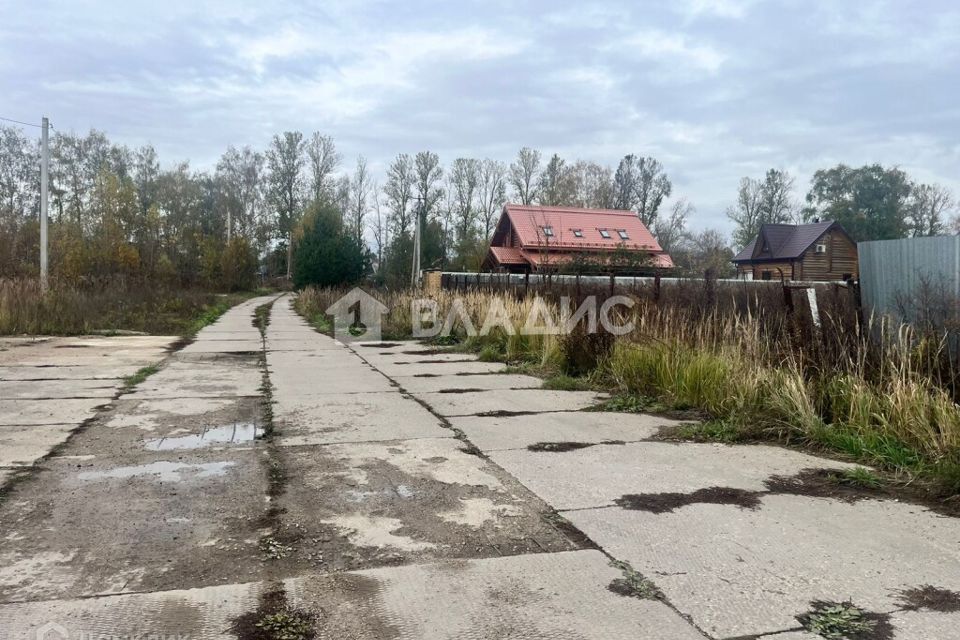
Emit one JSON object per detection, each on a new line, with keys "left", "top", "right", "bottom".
{"left": 78, "top": 460, "right": 236, "bottom": 482}
{"left": 144, "top": 423, "right": 262, "bottom": 451}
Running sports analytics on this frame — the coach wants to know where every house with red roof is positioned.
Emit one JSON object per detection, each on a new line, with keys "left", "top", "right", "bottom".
{"left": 731, "top": 221, "right": 858, "bottom": 281}
{"left": 481, "top": 204, "right": 674, "bottom": 274}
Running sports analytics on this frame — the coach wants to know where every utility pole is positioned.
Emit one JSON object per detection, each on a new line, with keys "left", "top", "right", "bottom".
{"left": 411, "top": 196, "right": 423, "bottom": 289}
{"left": 227, "top": 208, "right": 232, "bottom": 244}
{"left": 40, "top": 116, "right": 49, "bottom": 291}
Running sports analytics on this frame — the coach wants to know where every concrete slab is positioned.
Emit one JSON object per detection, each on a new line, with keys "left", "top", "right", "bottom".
{"left": 285, "top": 550, "right": 704, "bottom": 639}
{"left": 490, "top": 441, "right": 858, "bottom": 510}
{"left": 0, "top": 379, "right": 119, "bottom": 399}
{"left": 0, "top": 447, "right": 267, "bottom": 602}
{"left": 451, "top": 411, "right": 678, "bottom": 451}
{"left": 271, "top": 438, "right": 582, "bottom": 572}
{"left": 180, "top": 340, "right": 264, "bottom": 354}
{"left": 0, "top": 424, "right": 78, "bottom": 466}
{"left": 566, "top": 494, "right": 960, "bottom": 638}
{"left": 0, "top": 399, "right": 105, "bottom": 426}
{"left": 374, "top": 360, "right": 508, "bottom": 377}
{"left": 70, "top": 396, "right": 265, "bottom": 455}
{"left": 393, "top": 373, "right": 544, "bottom": 393}
{"left": 274, "top": 391, "right": 448, "bottom": 446}
{"left": 126, "top": 357, "right": 263, "bottom": 399}
{"left": 0, "top": 580, "right": 260, "bottom": 640}
{"left": 0, "top": 366, "right": 129, "bottom": 381}
{"left": 889, "top": 609, "right": 960, "bottom": 640}
{"left": 360, "top": 352, "right": 480, "bottom": 365}
{"left": 416, "top": 389, "right": 605, "bottom": 417}
{"left": 0, "top": 336, "right": 176, "bottom": 366}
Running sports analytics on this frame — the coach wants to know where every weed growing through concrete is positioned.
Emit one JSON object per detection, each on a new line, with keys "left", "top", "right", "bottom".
{"left": 797, "top": 601, "right": 891, "bottom": 640}
{"left": 122, "top": 364, "right": 159, "bottom": 390}
{"left": 232, "top": 588, "right": 315, "bottom": 640}
{"left": 259, "top": 536, "right": 293, "bottom": 560}
{"left": 607, "top": 560, "right": 661, "bottom": 600}
{"left": 256, "top": 612, "right": 314, "bottom": 640}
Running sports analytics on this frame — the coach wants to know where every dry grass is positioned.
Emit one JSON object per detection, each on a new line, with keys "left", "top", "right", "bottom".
{"left": 295, "top": 285, "right": 960, "bottom": 494}
{"left": 0, "top": 277, "right": 257, "bottom": 336}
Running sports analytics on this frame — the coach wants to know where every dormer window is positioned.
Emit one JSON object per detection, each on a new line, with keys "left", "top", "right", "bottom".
{"left": 617, "top": 230, "right": 629, "bottom": 240}
{"left": 598, "top": 229, "right": 611, "bottom": 239}
{"left": 542, "top": 225, "right": 554, "bottom": 237}
{"left": 572, "top": 228, "right": 583, "bottom": 238}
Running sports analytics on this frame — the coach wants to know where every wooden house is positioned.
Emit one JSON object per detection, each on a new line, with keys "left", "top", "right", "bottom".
{"left": 732, "top": 221, "right": 858, "bottom": 281}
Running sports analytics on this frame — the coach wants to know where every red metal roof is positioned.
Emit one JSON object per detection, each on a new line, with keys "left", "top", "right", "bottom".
{"left": 488, "top": 245, "right": 527, "bottom": 265}
{"left": 500, "top": 204, "right": 665, "bottom": 252}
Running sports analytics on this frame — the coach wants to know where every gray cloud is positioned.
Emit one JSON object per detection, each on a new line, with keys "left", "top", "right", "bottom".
{"left": 2, "top": 0, "right": 958, "bottom": 233}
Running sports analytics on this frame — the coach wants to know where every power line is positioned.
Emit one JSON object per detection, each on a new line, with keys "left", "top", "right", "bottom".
{"left": 0, "top": 115, "right": 45, "bottom": 128}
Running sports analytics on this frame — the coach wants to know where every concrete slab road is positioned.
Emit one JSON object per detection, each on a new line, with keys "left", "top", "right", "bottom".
{"left": 3, "top": 293, "right": 958, "bottom": 640}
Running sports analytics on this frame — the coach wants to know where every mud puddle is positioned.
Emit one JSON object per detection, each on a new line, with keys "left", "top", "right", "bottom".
{"left": 144, "top": 423, "right": 262, "bottom": 450}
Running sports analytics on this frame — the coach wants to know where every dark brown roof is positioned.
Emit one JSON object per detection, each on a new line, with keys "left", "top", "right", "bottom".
{"left": 733, "top": 221, "right": 845, "bottom": 262}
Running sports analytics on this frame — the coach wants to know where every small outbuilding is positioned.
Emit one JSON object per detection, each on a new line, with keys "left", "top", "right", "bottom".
{"left": 732, "top": 221, "right": 858, "bottom": 281}
{"left": 482, "top": 204, "right": 674, "bottom": 274}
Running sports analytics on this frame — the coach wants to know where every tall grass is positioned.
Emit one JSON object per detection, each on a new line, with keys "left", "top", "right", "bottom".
{"left": 295, "top": 285, "right": 960, "bottom": 493}
{"left": 0, "top": 277, "right": 256, "bottom": 336}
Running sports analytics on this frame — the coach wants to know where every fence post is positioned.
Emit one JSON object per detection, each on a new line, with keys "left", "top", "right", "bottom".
{"left": 609, "top": 273, "right": 615, "bottom": 296}
{"left": 653, "top": 274, "right": 661, "bottom": 304}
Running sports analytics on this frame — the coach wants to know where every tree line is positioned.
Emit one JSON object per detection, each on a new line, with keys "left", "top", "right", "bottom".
{"left": 726, "top": 166, "right": 956, "bottom": 248}
{"left": 1, "top": 123, "right": 954, "bottom": 289}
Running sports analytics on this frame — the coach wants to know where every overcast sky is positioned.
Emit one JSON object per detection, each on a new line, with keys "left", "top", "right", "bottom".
{"left": 3, "top": 0, "right": 958, "bottom": 234}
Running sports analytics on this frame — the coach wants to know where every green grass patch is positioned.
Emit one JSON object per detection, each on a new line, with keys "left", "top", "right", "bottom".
{"left": 122, "top": 364, "right": 160, "bottom": 390}
{"left": 542, "top": 374, "right": 593, "bottom": 391}
{"left": 254, "top": 302, "right": 273, "bottom": 336}
{"left": 673, "top": 419, "right": 742, "bottom": 443}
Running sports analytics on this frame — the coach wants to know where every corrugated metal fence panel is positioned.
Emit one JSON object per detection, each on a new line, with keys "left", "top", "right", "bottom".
{"left": 859, "top": 236, "right": 960, "bottom": 320}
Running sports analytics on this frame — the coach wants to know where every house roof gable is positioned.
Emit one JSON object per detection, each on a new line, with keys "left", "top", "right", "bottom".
{"left": 498, "top": 204, "right": 665, "bottom": 252}
{"left": 733, "top": 221, "right": 849, "bottom": 262}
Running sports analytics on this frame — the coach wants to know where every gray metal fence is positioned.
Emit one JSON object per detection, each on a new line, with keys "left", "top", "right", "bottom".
{"left": 859, "top": 235, "right": 960, "bottom": 323}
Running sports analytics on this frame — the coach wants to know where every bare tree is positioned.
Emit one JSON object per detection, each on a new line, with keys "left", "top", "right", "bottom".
{"left": 266, "top": 131, "right": 305, "bottom": 277}
{"left": 370, "top": 180, "right": 388, "bottom": 271}
{"left": 757, "top": 169, "right": 796, "bottom": 225}
{"left": 726, "top": 176, "right": 765, "bottom": 248}
{"left": 348, "top": 156, "right": 371, "bottom": 246}
{"left": 613, "top": 154, "right": 672, "bottom": 225}
{"left": 477, "top": 158, "right": 506, "bottom": 239}
{"left": 571, "top": 160, "right": 614, "bottom": 209}
{"left": 305, "top": 133, "right": 340, "bottom": 206}
{"left": 414, "top": 150, "right": 444, "bottom": 221}
{"left": 537, "top": 154, "right": 577, "bottom": 206}
{"left": 384, "top": 153, "right": 416, "bottom": 237}
{"left": 216, "top": 146, "right": 264, "bottom": 242}
{"left": 727, "top": 169, "right": 797, "bottom": 248}
{"left": 654, "top": 198, "right": 693, "bottom": 255}
{"left": 509, "top": 147, "right": 541, "bottom": 205}
{"left": 450, "top": 158, "right": 481, "bottom": 267}
{"left": 909, "top": 183, "right": 953, "bottom": 237}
